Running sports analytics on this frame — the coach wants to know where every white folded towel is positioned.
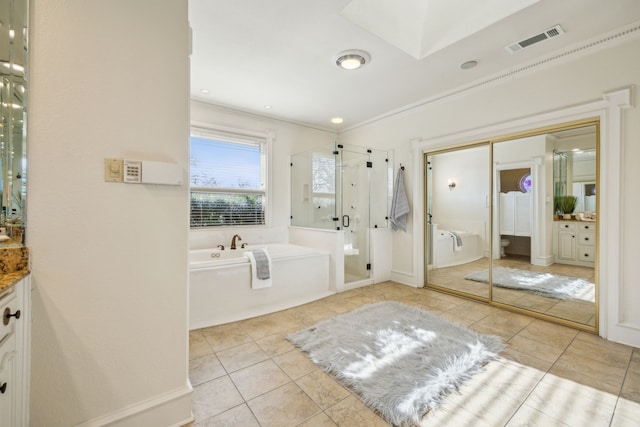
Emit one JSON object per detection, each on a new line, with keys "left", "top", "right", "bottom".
{"left": 244, "top": 249, "right": 273, "bottom": 289}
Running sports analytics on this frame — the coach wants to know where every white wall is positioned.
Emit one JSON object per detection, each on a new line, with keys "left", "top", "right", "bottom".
{"left": 430, "top": 146, "right": 490, "bottom": 253}
{"left": 341, "top": 38, "right": 640, "bottom": 346}
{"left": 189, "top": 101, "right": 337, "bottom": 249}
{"left": 28, "top": 1, "right": 192, "bottom": 425}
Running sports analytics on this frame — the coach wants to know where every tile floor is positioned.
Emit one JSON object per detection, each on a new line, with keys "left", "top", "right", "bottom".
{"left": 187, "top": 281, "right": 640, "bottom": 426}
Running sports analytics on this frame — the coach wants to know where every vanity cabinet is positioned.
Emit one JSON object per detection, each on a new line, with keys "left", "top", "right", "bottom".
{"left": 553, "top": 221, "right": 596, "bottom": 267}
{"left": 0, "top": 276, "right": 30, "bottom": 427}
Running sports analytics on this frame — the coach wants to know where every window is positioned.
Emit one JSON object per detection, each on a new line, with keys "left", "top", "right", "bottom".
{"left": 190, "top": 127, "right": 268, "bottom": 227}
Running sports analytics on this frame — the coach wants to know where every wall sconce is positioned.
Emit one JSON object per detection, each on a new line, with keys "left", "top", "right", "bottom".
{"left": 448, "top": 179, "right": 456, "bottom": 190}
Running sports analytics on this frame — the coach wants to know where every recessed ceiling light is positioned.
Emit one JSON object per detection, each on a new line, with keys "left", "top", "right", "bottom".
{"left": 335, "top": 50, "right": 371, "bottom": 70}
{"left": 264, "top": 105, "right": 272, "bottom": 109}
{"left": 331, "top": 117, "right": 344, "bottom": 124}
{"left": 460, "top": 60, "right": 478, "bottom": 70}
{"left": 200, "top": 89, "right": 209, "bottom": 94}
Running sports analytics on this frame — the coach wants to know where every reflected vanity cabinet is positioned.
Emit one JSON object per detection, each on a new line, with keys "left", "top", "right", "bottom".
{"left": 0, "top": 276, "right": 30, "bottom": 427}
{"left": 553, "top": 221, "right": 596, "bottom": 267}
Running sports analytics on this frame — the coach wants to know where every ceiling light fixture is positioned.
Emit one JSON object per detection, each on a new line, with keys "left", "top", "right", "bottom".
{"left": 460, "top": 60, "right": 478, "bottom": 70}
{"left": 264, "top": 105, "right": 272, "bottom": 109}
{"left": 200, "top": 89, "right": 209, "bottom": 94}
{"left": 331, "top": 117, "right": 344, "bottom": 124}
{"left": 335, "top": 50, "right": 371, "bottom": 70}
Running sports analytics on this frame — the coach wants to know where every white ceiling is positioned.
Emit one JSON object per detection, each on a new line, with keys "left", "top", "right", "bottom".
{"left": 189, "top": 0, "right": 640, "bottom": 132}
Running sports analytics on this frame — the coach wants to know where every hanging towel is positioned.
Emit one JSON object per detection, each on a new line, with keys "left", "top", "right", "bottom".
{"left": 390, "top": 167, "right": 410, "bottom": 231}
{"left": 450, "top": 231, "right": 463, "bottom": 251}
{"left": 244, "top": 249, "right": 273, "bottom": 289}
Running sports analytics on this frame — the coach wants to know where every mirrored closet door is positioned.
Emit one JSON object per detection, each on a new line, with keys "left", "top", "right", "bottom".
{"left": 425, "top": 144, "right": 491, "bottom": 300}
{"left": 425, "top": 120, "right": 598, "bottom": 332}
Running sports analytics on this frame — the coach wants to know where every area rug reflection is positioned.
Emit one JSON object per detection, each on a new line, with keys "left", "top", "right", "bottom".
{"left": 465, "top": 267, "right": 595, "bottom": 301}
{"left": 287, "top": 301, "right": 503, "bottom": 426}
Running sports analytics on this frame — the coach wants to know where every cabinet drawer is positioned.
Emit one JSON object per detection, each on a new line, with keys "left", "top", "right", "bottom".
{"left": 0, "top": 289, "right": 18, "bottom": 342}
{"left": 559, "top": 222, "right": 576, "bottom": 231}
{"left": 578, "top": 232, "right": 596, "bottom": 246}
{"left": 578, "top": 246, "right": 596, "bottom": 262}
{"left": 578, "top": 223, "right": 596, "bottom": 232}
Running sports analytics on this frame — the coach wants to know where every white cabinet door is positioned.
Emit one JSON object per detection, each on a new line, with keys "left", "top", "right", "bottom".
{"left": 0, "top": 276, "right": 29, "bottom": 427}
{"left": 557, "top": 229, "right": 576, "bottom": 261}
{"left": 0, "top": 332, "right": 17, "bottom": 427}
{"left": 500, "top": 191, "right": 531, "bottom": 236}
{"left": 500, "top": 192, "right": 515, "bottom": 235}
{"left": 514, "top": 192, "right": 532, "bottom": 236}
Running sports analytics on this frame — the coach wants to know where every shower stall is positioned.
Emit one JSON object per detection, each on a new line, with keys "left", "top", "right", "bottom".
{"left": 290, "top": 143, "right": 391, "bottom": 288}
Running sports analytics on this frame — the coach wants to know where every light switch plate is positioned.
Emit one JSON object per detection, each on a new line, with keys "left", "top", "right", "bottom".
{"left": 104, "top": 158, "right": 124, "bottom": 182}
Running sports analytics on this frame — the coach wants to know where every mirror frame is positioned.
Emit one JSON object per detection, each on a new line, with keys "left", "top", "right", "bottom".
{"left": 424, "top": 118, "right": 599, "bottom": 333}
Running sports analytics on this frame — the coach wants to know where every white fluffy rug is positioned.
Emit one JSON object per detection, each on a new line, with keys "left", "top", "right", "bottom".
{"left": 465, "top": 267, "right": 595, "bottom": 301}
{"left": 287, "top": 301, "right": 503, "bottom": 426}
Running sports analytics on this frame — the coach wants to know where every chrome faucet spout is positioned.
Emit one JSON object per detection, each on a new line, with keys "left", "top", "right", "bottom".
{"left": 230, "top": 234, "right": 242, "bottom": 250}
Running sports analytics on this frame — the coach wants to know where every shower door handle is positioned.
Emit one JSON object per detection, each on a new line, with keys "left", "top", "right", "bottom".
{"left": 342, "top": 215, "right": 350, "bottom": 228}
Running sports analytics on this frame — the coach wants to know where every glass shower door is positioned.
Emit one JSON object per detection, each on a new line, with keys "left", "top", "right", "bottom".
{"left": 338, "top": 147, "right": 371, "bottom": 284}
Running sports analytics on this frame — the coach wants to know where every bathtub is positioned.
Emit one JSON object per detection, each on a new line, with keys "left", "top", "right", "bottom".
{"left": 433, "top": 230, "right": 482, "bottom": 268}
{"left": 189, "top": 244, "right": 332, "bottom": 329}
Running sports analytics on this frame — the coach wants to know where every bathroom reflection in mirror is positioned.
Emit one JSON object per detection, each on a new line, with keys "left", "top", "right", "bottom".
{"left": 0, "top": 0, "right": 28, "bottom": 246}
{"left": 424, "top": 121, "right": 598, "bottom": 332}
{"left": 490, "top": 122, "right": 598, "bottom": 330}
{"left": 425, "top": 144, "right": 491, "bottom": 300}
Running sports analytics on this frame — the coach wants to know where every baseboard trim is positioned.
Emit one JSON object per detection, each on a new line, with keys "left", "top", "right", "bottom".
{"left": 77, "top": 383, "right": 193, "bottom": 427}
{"left": 390, "top": 270, "right": 417, "bottom": 287}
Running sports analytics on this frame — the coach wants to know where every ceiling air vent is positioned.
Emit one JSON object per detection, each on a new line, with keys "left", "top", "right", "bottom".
{"left": 505, "top": 25, "right": 565, "bottom": 53}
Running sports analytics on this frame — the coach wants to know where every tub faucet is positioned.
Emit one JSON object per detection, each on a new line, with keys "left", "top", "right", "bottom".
{"left": 230, "top": 234, "right": 242, "bottom": 250}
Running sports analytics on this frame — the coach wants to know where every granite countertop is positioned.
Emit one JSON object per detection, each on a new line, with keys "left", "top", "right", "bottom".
{"left": 0, "top": 269, "right": 29, "bottom": 291}
{"left": 0, "top": 246, "right": 29, "bottom": 292}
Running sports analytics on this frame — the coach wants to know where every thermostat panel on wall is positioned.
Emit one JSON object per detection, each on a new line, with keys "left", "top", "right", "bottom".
{"left": 123, "top": 160, "right": 142, "bottom": 183}
{"left": 107, "top": 158, "right": 183, "bottom": 185}
{"left": 140, "top": 160, "right": 183, "bottom": 185}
